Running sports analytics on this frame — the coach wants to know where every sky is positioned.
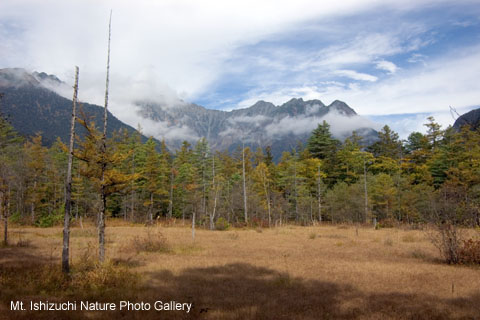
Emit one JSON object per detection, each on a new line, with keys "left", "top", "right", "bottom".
{"left": 1, "top": 0, "right": 480, "bottom": 138}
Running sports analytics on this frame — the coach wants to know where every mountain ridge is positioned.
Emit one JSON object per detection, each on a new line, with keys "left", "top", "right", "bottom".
{"left": 0, "top": 68, "right": 379, "bottom": 158}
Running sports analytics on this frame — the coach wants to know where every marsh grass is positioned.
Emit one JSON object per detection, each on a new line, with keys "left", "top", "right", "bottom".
{"left": 402, "top": 233, "right": 417, "bottom": 243}
{"left": 130, "top": 227, "right": 171, "bottom": 254}
{"left": 384, "top": 237, "right": 394, "bottom": 246}
{"left": 1, "top": 222, "right": 480, "bottom": 319}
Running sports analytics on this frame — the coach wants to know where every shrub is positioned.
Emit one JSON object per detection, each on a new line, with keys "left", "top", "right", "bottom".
{"left": 131, "top": 228, "right": 170, "bottom": 253}
{"left": 410, "top": 249, "right": 427, "bottom": 260}
{"left": 308, "top": 233, "right": 316, "bottom": 240}
{"left": 215, "top": 217, "right": 230, "bottom": 231}
{"left": 8, "top": 212, "right": 22, "bottom": 224}
{"left": 458, "top": 239, "right": 480, "bottom": 264}
{"left": 378, "top": 218, "right": 396, "bottom": 229}
{"left": 36, "top": 212, "right": 64, "bottom": 227}
{"left": 428, "top": 223, "right": 463, "bottom": 264}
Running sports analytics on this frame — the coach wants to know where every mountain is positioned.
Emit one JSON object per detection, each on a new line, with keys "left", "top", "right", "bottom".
{"left": 136, "top": 97, "right": 378, "bottom": 159}
{"left": 0, "top": 68, "right": 151, "bottom": 146}
{"left": 0, "top": 68, "right": 379, "bottom": 159}
{"left": 453, "top": 108, "right": 480, "bottom": 131}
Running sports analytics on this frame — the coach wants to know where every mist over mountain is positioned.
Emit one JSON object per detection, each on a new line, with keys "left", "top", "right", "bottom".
{"left": 0, "top": 68, "right": 379, "bottom": 158}
{"left": 136, "top": 97, "right": 379, "bottom": 159}
{"left": 0, "top": 68, "right": 151, "bottom": 146}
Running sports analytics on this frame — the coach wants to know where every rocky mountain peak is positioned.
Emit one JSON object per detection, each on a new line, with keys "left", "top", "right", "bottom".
{"left": 0, "top": 68, "right": 40, "bottom": 88}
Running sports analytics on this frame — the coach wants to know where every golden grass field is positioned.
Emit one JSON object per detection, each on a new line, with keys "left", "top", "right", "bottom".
{"left": 1, "top": 221, "right": 480, "bottom": 319}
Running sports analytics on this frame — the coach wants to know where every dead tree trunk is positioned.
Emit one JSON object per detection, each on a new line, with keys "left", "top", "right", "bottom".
{"left": 242, "top": 143, "right": 248, "bottom": 224}
{"left": 168, "top": 169, "right": 174, "bottom": 219}
{"left": 149, "top": 192, "right": 154, "bottom": 224}
{"left": 209, "top": 155, "right": 216, "bottom": 230}
{"left": 262, "top": 172, "right": 271, "bottom": 227}
{"left": 99, "top": 11, "right": 112, "bottom": 263}
{"left": 31, "top": 180, "right": 37, "bottom": 224}
{"left": 192, "top": 209, "right": 196, "bottom": 242}
{"left": 317, "top": 165, "right": 322, "bottom": 223}
{"left": 363, "top": 157, "right": 369, "bottom": 224}
{"left": 62, "top": 66, "right": 79, "bottom": 273}
{"left": 1, "top": 190, "right": 7, "bottom": 246}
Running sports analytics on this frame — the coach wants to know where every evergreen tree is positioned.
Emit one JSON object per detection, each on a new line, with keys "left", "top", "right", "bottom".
{"left": 307, "top": 121, "right": 339, "bottom": 160}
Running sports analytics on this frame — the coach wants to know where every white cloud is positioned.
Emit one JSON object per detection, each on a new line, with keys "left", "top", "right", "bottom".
{"left": 375, "top": 60, "right": 398, "bottom": 74}
{"left": 227, "top": 114, "right": 269, "bottom": 126}
{"left": 1, "top": 0, "right": 479, "bottom": 140}
{"left": 264, "top": 110, "right": 380, "bottom": 139}
{"left": 334, "top": 69, "right": 378, "bottom": 82}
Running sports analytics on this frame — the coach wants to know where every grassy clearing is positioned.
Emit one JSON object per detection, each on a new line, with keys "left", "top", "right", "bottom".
{"left": 1, "top": 221, "right": 479, "bottom": 319}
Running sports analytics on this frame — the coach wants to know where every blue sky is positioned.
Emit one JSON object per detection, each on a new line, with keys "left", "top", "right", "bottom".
{"left": 1, "top": 0, "right": 480, "bottom": 138}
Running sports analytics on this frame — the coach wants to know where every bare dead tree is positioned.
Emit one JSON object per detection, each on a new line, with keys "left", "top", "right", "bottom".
{"left": 317, "top": 165, "right": 322, "bottom": 223}
{"left": 242, "top": 142, "right": 248, "bottom": 224}
{"left": 62, "top": 66, "right": 79, "bottom": 273}
{"left": 99, "top": 11, "right": 112, "bottom": 262}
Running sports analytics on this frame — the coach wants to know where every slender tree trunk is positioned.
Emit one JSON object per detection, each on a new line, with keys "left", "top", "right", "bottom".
{"left": 168, "top": 169, "right": 173, "bottom": 218}
{"left": 192, "top": 209, "right": 196, "bottom": 242}
{"left": 62, "top": 66, "right": 79, "bottom": 273}
{"left": 130, "top": 148, "right": 135, "bottom": 221}
{"left": 210, "top": 156, "right": 216, "bottom": 230}
{"left": 210, "top": 188, "right": 218, "bottom": 230}
{"left": 1, "top": 191, "right": 7, "bottom": 246}
{"left": 99, "top": 11, "right": 112, "bottom": 263}
{"left": 31, "top": 180, "right": 37, "bottom": 224}
{"left": 242, "top": 143, "right": 248, "bottom": 224}
{"left": 3, "top": 210, "right": 7, "bottom": 246}
{"left": 317, "top": 165, "right": 322, "bottom": 223}
{"left": 363, "top": 157, "right": 368, "bottom": 224}
{"left": 149, "top": 192, "right": 154, "bottom": 224}
{"left": 262, "top": 171, "right": 271, "bottom": 227}
{"left": 202, "top": 153, "right": 206, "bottom": 218}
{"left": 294, "top": 160, "right": 298, "bottom": 222}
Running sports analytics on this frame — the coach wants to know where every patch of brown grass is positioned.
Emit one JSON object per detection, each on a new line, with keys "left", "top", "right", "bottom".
{"left": 1, "top": 222, "right": 480, "bottom": 319}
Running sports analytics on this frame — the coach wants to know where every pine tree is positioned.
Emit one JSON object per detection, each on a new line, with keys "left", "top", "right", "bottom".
{"left": 307, "top": 121, "right": 339, "bottom": 160}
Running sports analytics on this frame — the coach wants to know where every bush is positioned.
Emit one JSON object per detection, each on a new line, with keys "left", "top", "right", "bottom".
{"left": 36, "top": 212, "right": 64, "bottom": 227}
{"left": 378, "top": 218, "right": 396, "bottom": 229}
{"left": 458, "top": 239, "right": 480, "bottom": 264}
{"left": 215, "top": 217, "right": 230, "bottom": 231}
{"left": 131, "top": 228, "right": 170, "bottom": 253}
{"left": 428, "top": 223, "right": 463, "bottom": 264}
{"left": 8, "top": 212, "right": 22, "bottom": 224}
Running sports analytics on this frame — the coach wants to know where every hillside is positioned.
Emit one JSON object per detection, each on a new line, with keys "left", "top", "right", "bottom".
{"left": 0, "top": 68, "right": 151, "bottom": 146}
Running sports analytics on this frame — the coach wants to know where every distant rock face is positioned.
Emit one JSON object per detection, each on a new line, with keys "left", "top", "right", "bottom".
{"left": 136, "top": 97, "right": 379, "bottom": 159}
{"left": 453, "top": 108, "right": 480, "bottom": 131}
{"left": 0, "top": 68, "right": 379, "bottom": 159}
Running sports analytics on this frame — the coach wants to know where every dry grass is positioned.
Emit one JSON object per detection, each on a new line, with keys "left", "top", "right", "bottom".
{"left": 1, "top": 221, "right": 480, "bottom": 319}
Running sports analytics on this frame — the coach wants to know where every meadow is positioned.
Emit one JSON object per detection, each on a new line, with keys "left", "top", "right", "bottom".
{"left": 1, "top": 221, "right": 479, "bottom": 319}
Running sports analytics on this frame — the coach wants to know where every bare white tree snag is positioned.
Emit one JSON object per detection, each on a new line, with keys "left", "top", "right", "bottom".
{"left": 62, "top": 66, "right": 79, "bottom": 273}
{"left": 242, "top": 142, "right": 248, "bottom": 224}
{"left": 363, "top": 156, "right": 369, "bottom": 225}
{"left": 317, "top": 165, "right": 322, "bottom": 223}
{"left": 1, "top": 189, "right": 9, "bottom": 246}
{"left": 192, "top": 210, "right": 196, "bottom": 242}
{"left": 99, "top": 11, "right": 112, "bottom": 262}
{"left": 168, "top": 168, "right": 174, "bottom": 219}
{"left": 294, "top": 157, "right": 298, "bottom": 221}
{"left": 262, "top": 170, "right": 271, "bottom": 227}
{"left": 210, "top": 155, "right": 218, "bottom": 230}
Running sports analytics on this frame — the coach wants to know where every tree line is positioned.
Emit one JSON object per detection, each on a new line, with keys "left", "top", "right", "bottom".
{"left": 1, "top": 112, "right": 479, "bottom": 233}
